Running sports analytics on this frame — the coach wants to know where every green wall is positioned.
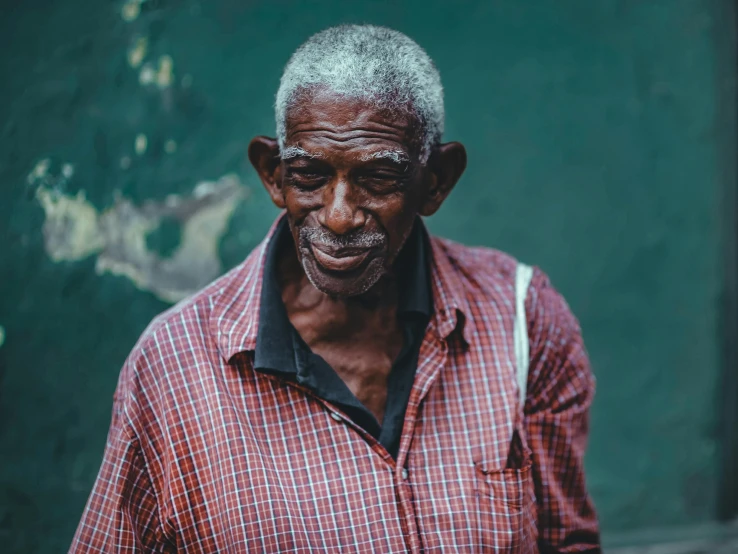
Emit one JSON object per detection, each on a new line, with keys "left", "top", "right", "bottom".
{"left": 0, "top": 0, "right": 733, "bottom": 551}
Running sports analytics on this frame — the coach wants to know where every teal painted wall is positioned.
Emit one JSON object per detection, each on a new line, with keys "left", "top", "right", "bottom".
{"left": 0, "top": 1, "right": 733, "bottom": 551}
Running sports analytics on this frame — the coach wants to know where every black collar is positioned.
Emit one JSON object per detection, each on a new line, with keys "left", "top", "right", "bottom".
{"left": 254, "top": 216, "right": 432, "bottom": 374}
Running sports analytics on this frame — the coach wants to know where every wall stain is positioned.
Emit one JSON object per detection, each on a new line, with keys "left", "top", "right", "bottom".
{"left": 127, "top": 36, "right": 148, "bottom": 68}
{"left": 34, "top": 173, "right": 248, "bottom": 303}
{"left": 121, "top": 0, "right": 144, "bottom": 22}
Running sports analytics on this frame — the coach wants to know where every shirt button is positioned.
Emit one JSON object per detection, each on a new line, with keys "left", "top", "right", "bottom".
{"left": 402, "top": 468, "right": 409, "bottom": 480}
{"left": 330, "top": 412, "right": 342, "bottom": 422}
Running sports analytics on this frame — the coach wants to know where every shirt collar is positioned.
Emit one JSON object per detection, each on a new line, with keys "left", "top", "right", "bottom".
{"left": 426, "top": 236, "right": 473, "bottom": 345}
{"left": 394, "top": 220, "right": 432, "bottom": 318}
{"left": 254, "top": 217, "right": 432, "bottom": 373}
{"left": 209, "top": 216, "right": 280, "bottom": 362}
{"left": 252, "top": 217, "right": 298, "bottom": 373}
{"left": 212, "top": 214, "right": 469, "bottom": 363}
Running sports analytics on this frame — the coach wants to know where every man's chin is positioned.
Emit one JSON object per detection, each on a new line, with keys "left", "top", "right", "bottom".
{"left": 301, "top": 255, "right": 384, "bottom": 298}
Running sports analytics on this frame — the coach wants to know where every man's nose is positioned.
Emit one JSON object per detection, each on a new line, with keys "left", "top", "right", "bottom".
{"left": 317, "top": 180, "right": 366, "bottom": 235}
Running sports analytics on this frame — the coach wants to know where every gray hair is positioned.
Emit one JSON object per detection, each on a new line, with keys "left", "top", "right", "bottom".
{"left": 275, "top": 25, "right": 445, "bottom": 163}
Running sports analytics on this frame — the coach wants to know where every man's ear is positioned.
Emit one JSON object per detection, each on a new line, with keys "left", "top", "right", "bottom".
{"left": 419, "top": 141, "right": 467, "bottom": 216}
{"left": 248, "top": 136, "right": 285, "bottom": 209}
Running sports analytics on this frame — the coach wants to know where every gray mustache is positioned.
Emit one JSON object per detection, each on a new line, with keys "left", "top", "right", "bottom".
{"left": 300, "top": 226, "right": 385, "bottom": 249}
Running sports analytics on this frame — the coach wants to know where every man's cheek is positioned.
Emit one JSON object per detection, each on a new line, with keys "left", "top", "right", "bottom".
{"left": 284, "top": 190, "right": 322, "bottom": 216}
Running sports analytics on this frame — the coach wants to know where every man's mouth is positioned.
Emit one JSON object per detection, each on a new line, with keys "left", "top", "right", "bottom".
{"left": 309, "top": 242, "right": 373, "bottom": 272}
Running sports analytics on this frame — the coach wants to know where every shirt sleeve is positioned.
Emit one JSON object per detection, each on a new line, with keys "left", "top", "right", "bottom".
{"left": 524, "top": 268, "right": 601, "bottom": 553}
{"left": 69, "top": 383, "right": 173, "bottom": 552}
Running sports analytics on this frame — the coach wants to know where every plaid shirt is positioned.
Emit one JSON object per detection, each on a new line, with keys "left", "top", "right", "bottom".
{"left": 71, "top": 217, "right": 600, "bottom": 553}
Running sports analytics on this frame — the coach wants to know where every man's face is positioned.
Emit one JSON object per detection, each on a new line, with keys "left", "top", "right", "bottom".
{"left": 249, "top": 89, "right": 466, "bottom": 298}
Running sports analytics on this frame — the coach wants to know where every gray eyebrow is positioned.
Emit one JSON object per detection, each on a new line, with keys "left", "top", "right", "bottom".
{"left": 280, "top": 146, "right": 324, "bottom": 160}
{"left": 359, "top": 150, "right": 411, "bottom": 164}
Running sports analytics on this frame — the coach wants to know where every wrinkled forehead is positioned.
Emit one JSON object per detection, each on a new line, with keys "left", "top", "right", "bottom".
{"left": 283, "top": 88, "right": 423, "bottom": 161}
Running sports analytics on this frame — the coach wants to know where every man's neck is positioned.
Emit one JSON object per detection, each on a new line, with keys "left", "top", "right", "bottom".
{"left": 277, "top": 241, "right": 400, "bottom": 344}
{"left": 274, "top": 233, "right": 408, "bottom": 424}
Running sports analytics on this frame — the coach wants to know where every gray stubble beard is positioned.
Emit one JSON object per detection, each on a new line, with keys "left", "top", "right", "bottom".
{"left": 298, "top": 225, "right": 388, "bottom": 297}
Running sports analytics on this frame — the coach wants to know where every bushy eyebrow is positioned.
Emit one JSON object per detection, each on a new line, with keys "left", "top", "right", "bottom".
{"left": 359, "top": 150, "right": 411, "bottom": 164}
{"left": 280, "top": 146, "right": 324, "bottom": 160}
{"left": 281, "top": 146, "right": 411, "bottom": 166}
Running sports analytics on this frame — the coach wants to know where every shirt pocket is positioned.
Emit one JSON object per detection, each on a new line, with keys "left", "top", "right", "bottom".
{"left": 473, "top": 433, "right": 537, "bottom": 553}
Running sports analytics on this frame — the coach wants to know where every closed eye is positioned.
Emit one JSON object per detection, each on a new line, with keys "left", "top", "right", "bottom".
{"left": 355, "top": 169, "right": 410, "bottom": 192}
{"left": 285, "top": 167, "right": 330, "bottom": 189}
{"left": 292, "top": 169, "right": 325, "bottom": 179}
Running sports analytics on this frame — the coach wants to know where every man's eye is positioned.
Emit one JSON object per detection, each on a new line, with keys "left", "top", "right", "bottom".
{"left": 287, "top": 170, "right": 328, "bottom": 188}
{"left": 357, "top": 172, "right": 407, "bottom": 191}
{"left": 293, "top": 171, "right": 324, "bottom": 179}
{"left": 366, "top": 172, "right": 398, "bottom": 180}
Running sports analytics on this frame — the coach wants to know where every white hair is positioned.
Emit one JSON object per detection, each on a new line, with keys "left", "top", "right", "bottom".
{"left": 359, "top": 150, "right": 411, "bottom": 164}
{"left": 275, "top": 25, "right": 444, "bottom": 163}
{"left": 280, "top": 145, "right": 322, "bottom": 160}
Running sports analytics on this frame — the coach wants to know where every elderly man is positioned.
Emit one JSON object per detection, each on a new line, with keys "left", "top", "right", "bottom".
{"left": 72, "top": 25, "right": 600, "bottom": 553}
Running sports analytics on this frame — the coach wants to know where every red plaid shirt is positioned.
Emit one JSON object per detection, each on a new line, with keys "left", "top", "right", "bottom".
{"left": 71, "top": 218, "right": 600, "bottom": 553}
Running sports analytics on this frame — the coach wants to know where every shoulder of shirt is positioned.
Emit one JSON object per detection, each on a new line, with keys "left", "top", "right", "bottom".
{"left": 433, "top": 236, "right": 586, "bottom": 363}
{"left": 430, "top": 234, "right": 550, "bottom": 292}
{"left": 137, "top": 263, "right": 247, "bottom": 351}
{"left": 428, "top": 235, "right": 569, "bottom": 330}
{"left": 113, "top": 248, "right": 262, "bottom": 413}
{"left": 429, "top": 237, "right": 589, "bottom": 404}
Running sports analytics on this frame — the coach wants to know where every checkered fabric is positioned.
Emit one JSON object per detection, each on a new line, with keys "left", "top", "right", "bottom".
{"left": 70, "top": 217, "right": 600, "bottom": 553}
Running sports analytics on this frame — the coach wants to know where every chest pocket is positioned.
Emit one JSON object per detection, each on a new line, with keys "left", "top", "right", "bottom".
{"left": 474, "top": 429, "right": 537, "bottom": 553}
{"left": 474, "top": 263, "right": 538, "bottom": 553}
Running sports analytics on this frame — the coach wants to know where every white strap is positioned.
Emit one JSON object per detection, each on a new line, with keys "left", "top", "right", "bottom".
{"left": 514, "top": 263, "right": 534, "bottom": 408}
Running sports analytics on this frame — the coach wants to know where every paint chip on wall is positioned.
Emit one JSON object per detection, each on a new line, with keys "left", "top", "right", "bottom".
{"left": 156, "top": 55, "right": 174, "bottom": 88}
{"left": 127, "top": 37, "right": 148, "bottom": 68}
{"left": 139, "top": 63, "right": 156, "bottom": 86}
{"left": 121, "top": 0, "right": 144, "bottom": 22}
{"left": 27, "top": 158, "right": 51, "bottom": 184}
{"left": 134, "top": 134, "right": 148, "bottom": 155}
{"left": 34, "top": 172, "right": 249, "bottom": 303}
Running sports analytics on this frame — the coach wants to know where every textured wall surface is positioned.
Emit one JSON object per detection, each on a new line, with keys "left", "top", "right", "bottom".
{"left": 0, "top": 0, "right": 733, "bottom": 551}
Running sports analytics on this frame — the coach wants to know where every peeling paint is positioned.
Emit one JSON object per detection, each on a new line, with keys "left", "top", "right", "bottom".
{"left": 27, "top": 158, "right": 51, "bottom": 184}
{"left": 35, "top": 174, "right": 248, "bottom": 303}
{"left": 156, "top": 55, "right": 174, "bottom": 88}
{"left": 127, "top": 36, "right": 148, "bottom": 68}
{"left": 134, "top": 134, "right": 148, "bottom": 155}
{"left": 139, "top": 63, "right": 156, "bottom": 86}
{"left": 137, "top": 56, "right": 174, "bottom": 89}
{"left": 121, "top": 3, "right": 174, "bottom": 93}
{"left": 27, "top": 158, "right": 77, "bottom": 199}
{"left": 61, "top": 163, "right": 75, "bottom": 180}
{"left": 35, "top": 188, "right": 105, "bottom": 261}
{"left": 121, "top": 0, "right": 141, "bottom": 22}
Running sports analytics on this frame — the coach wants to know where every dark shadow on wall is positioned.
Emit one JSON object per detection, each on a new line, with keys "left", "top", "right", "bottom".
{"left": 717, "top": 0, "right": 738, "bottom": 524}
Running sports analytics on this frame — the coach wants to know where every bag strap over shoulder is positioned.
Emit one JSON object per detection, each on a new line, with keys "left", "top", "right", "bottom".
{"left": 514, "top": 263, "right": 534, "bottom": 409}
